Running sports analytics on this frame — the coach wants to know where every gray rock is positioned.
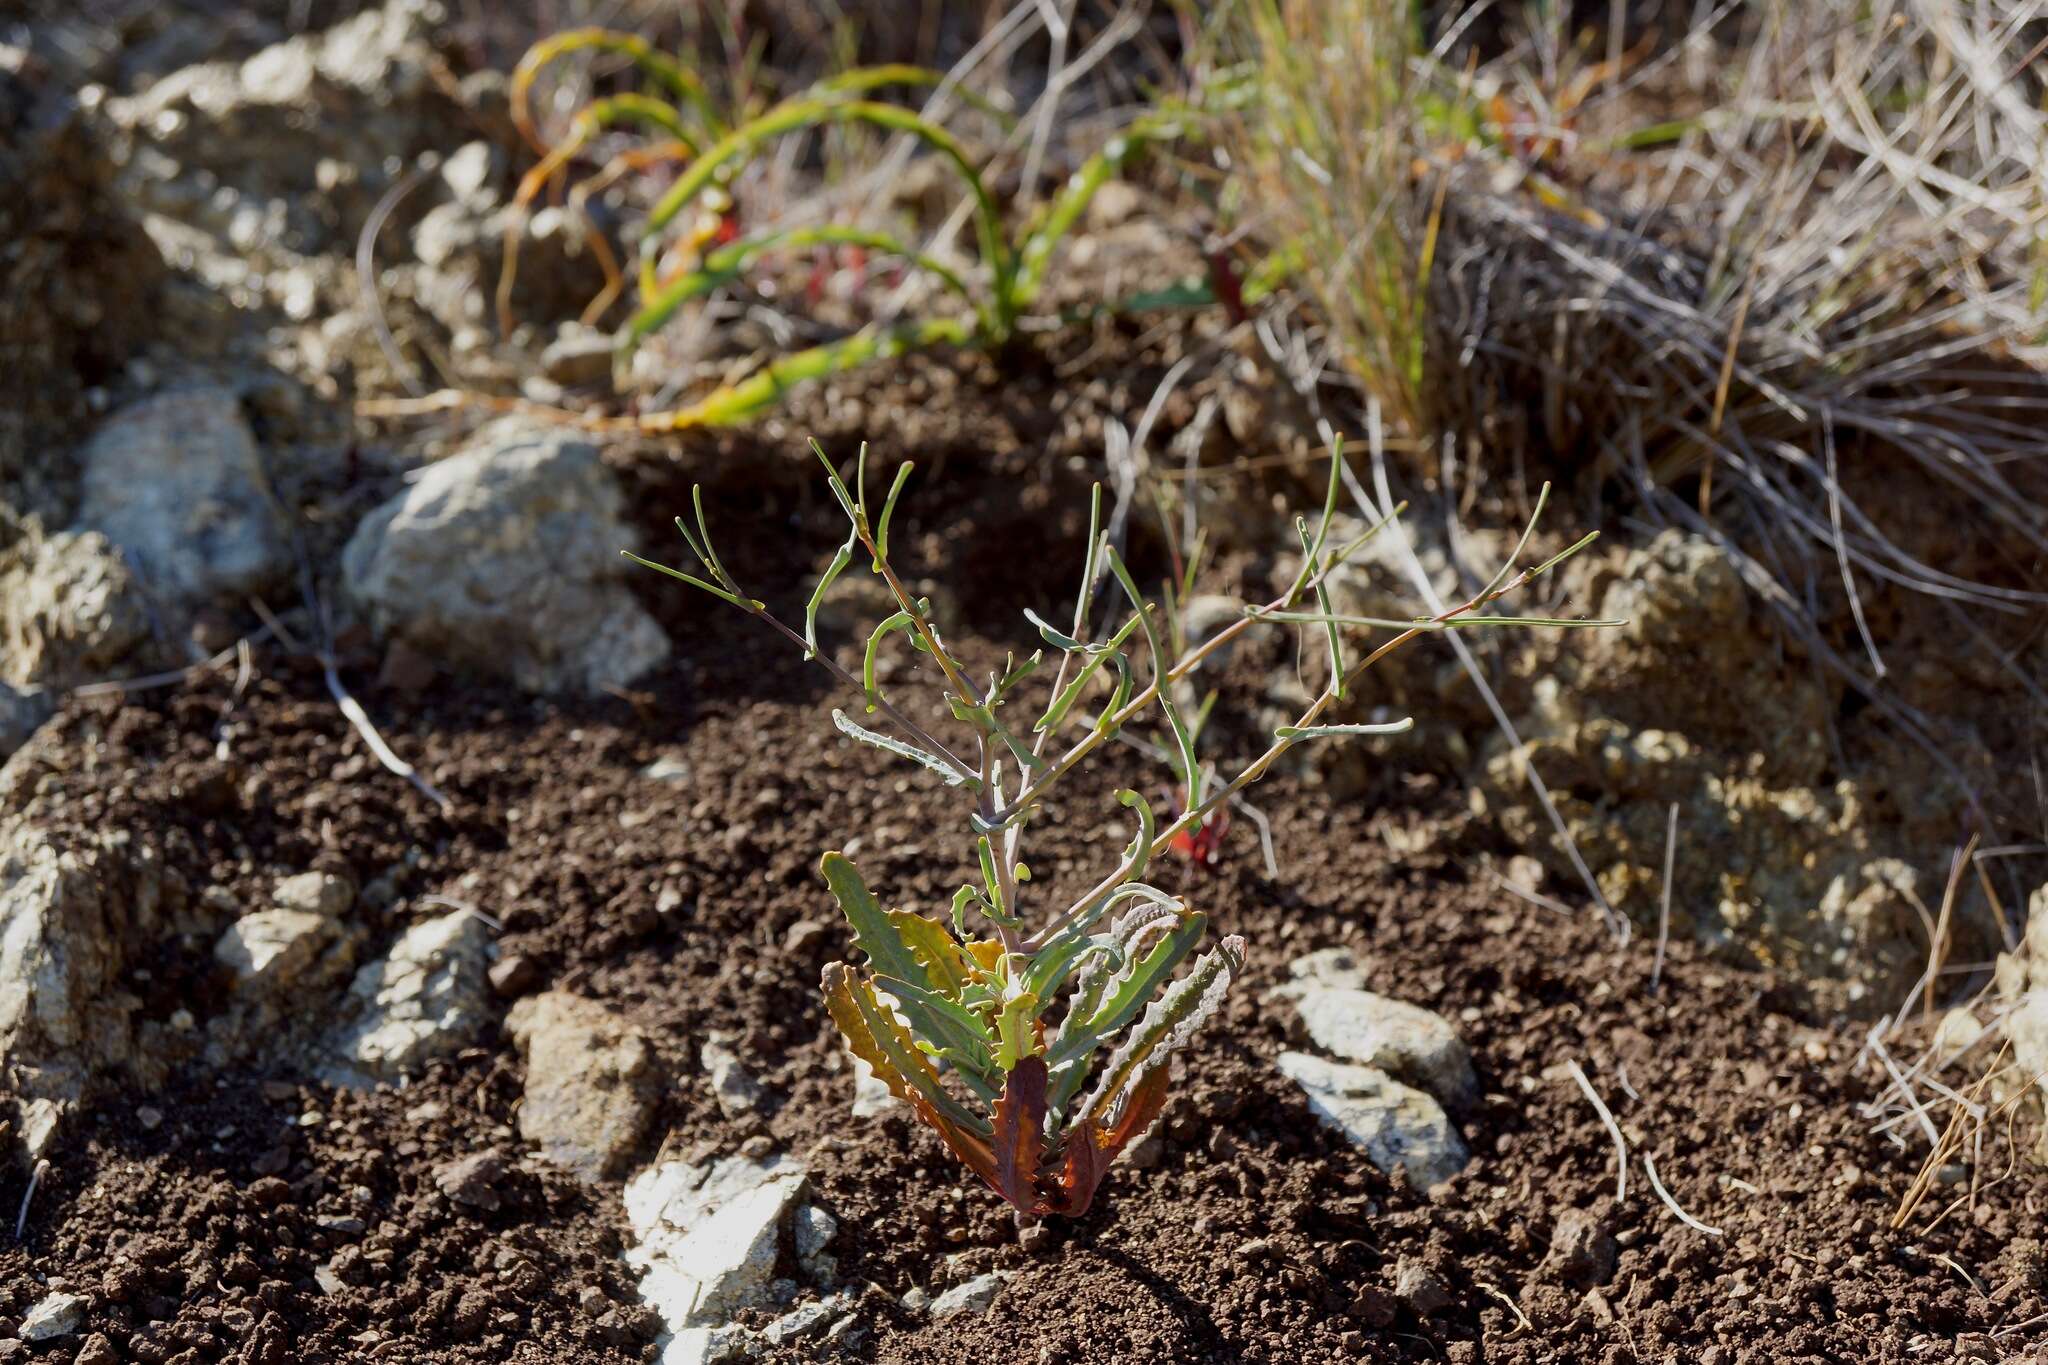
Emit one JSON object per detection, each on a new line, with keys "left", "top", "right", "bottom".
{"left": 1291, "top": 987, "right": 1478, "bottom": 1108}
{"left": 703, "top": 1034, "right": 764, "bottom": 1120}
{"left": 761, "top": 1293, "right": 850, "bottom": 1346}
{"left": 505, "top": 990, "right": 657, "bottom": 1181}
{"left": 105, "top": 0, "right": 457, "bottom": 258}
{"left": 433, "top": 1149, "right": 508, "bottom": 1211}
{"left": 793, "top": 1204, "right": 838, "bottom": 1283}
{"left": 0, "top": 530, "right": 149, "bottom": 690}
{"left": 0, "top": 822, "right": 166, "bottom": 1111}
{"left": 541, "top": 323, "right": 617, "bottom": 387}
{"left": 1393, "top": 1259, "right": 1454, "bottom": 1316}
{"left": 213, "top": 909, "right": 343, "bottom": 992}
{"left": 1539, "top": 1207, "right": 1616, "bottom": 1289}
{"left": 1276, "top": 1051, "right": 1469, "bottom": 1188}
{"left": 624, "top": 1154, "right": 807, "bottom": 1334}
{"left": 324, "top": 909, "right": 493, "bottom": 1084}
{"left": 273, "top": 870, "right": 355, "bottom": 918}
{"left": 929, "top": 1271, "right": 1010, "bottom": 1319}
{"left": 74, "top": 387, "right": 287, "bottom": 609}
{"left": 340, "top": 422, "right": 669, "bottom": 695}
{"left": 1179, "top": 595, "right": 1247, "bottom": 673}
{"left": 18, "top": 1290, "right": 88, "bottom": 1340}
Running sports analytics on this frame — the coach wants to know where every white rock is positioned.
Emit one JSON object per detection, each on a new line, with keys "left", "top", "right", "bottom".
{"left": 273, "top": 870, "right": 354, "bottom": 918}
{"left": 658, "top": 1324, "right": 753, "bottom": 1365}
{"left": 929, "top": 1271, "right": 1010, "bottom": 1319}
{"left": 440, "top": 141, "right": 498, "bottom": 204}
{"left": 703, "top": 1035, "right": 763, "bottom": 1119}
{"left": 214, "top": 909, "right": 337, "bottom": 991}
{"left": 848, "top": 1049, "right": 898, "bottom": 1118}
{"left": 625, "top": 1155, "right": 807, "bottom": 1338}
{"left": 1932, "top": 1008, "right": 1985, "bottom": 1068}
{"left": 1277, "top": 1051, "right": 1469, "bottom": 1188}
{"left": 1292, "top": 988, "right": 1478, "bottom": 1108}
{"left": 75, "top": 386, "right": 288, "bottom": 608}
{"left": 2008, "top": 989, "right": 2048, "bottom": 1104}
{"left": 324, "top": 909, "right": 492, "bottom": 1084}
{"left": 793, "top": 1203, "right": 838, "bottom": 1283}
{"left": 1284, "top": 947, "right": 1372, "bottom": 992}
{"left": 18, "top": 1096, "right": 64, "bottom": 1160}
{"left": 341, "top": 421, "right": 669, "bottom": 695}
{"left": 506, "top": 990, "right": 656, "bottom": 1181}
{"left": 0, "top": 823, "right": 164, "bottom": 1104}
{"left": 19, "top": 1290, "right": 88, "bottom": 1340}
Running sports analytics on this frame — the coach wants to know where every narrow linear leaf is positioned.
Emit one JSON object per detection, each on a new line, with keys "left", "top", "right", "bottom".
{"left": 804, "top": 528, "right": 859, "bottom": 659}
{"left": 875, "top": 461, "right": 914, "bottom": 566}
{"left": 1275, "top": 720, "right": 1416, "bottom": 738}
{"left": 1104, "top": 550, "right": 1199, "bottom": 808}
{"left": 1296, "top": 515, "right": 1345, "bottom": 701}
{"left": 831, "top": 710, "right": 978, "bottom": 789}
{"left": 1034, "top": 613, "right": 1143, "bottom": 733}
{"left": 862, "top": 610, "right": 916, "bottom": 709}
{"left": 619, "top": 550, "right": 755, "bottom": 610}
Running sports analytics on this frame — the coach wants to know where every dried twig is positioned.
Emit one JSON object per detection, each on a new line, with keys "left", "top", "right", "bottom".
{"left": 1567, "top": 1059, "right": 1628, "bottom": 1204}
{"left": 14, "top": 1158, "right": 47, "bottom": 1241}
{"left": 1923, "top": 834, "right": 1979, "bottom": 1021}
{"left": 1651, "top": 801, "right": 1678, "bottom": 993}
{"left": 1643, "top": 1153, "right": 1723, "bottom": 1236}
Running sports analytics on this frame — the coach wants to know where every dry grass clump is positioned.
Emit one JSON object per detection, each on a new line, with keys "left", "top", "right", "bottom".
{"left": 1196, "top": 0, "right": 2048, "bottom": 810}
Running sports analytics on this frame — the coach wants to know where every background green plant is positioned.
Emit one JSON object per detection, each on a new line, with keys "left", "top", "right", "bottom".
{"left": 503, "top": 29, "right": 1204, "bottom": 432}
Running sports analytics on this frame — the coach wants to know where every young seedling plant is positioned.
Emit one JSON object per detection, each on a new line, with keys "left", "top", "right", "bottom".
{"left": 628, "top": 440, "right": 1610, "bottom": 1215}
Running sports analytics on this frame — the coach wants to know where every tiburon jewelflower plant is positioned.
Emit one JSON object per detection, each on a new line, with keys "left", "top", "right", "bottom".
{"left": 628, "top": 441, "right": 1607, "bottom": 1215}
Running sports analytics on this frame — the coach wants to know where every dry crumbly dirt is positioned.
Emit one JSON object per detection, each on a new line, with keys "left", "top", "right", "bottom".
{"left": 3, "top": 4, "right": 2045, "bottom": 1361}
{"left": 1, "top": 424, "right": 2042, "bottom": 1365}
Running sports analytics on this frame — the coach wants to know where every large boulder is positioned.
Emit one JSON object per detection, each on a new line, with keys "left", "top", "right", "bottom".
{"left": 341, "top": 422, "right": 670, "bottom": 695}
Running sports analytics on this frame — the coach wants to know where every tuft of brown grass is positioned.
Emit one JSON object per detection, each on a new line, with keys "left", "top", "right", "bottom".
{"left": 1199, "top": 0, "right": 2048, "bottom": 821}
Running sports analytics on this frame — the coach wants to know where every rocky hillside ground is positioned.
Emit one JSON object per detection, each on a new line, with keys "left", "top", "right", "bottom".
{"left": 0, "top": 3, "right": 2043, "bottom": 1362}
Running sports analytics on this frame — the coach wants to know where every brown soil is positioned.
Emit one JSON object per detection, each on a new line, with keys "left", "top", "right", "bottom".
{"left": 1, "top": 406, "right": 2039, "bottom": 1364}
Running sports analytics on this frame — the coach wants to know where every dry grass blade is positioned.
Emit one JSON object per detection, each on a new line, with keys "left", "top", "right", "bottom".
{"left": 1566, "top": 1059, "right": 1628, "bottom": 1205}
{"left": 1643, "top": 1153, "right": 1723, "bottom": 1237}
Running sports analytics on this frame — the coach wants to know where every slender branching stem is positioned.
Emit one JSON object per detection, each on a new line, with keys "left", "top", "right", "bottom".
{"left": 750, "top": 602, "right": 979, "bottom": 780}
{"left": 1021, "top": 548, "right": 1588, "bottom": 951}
